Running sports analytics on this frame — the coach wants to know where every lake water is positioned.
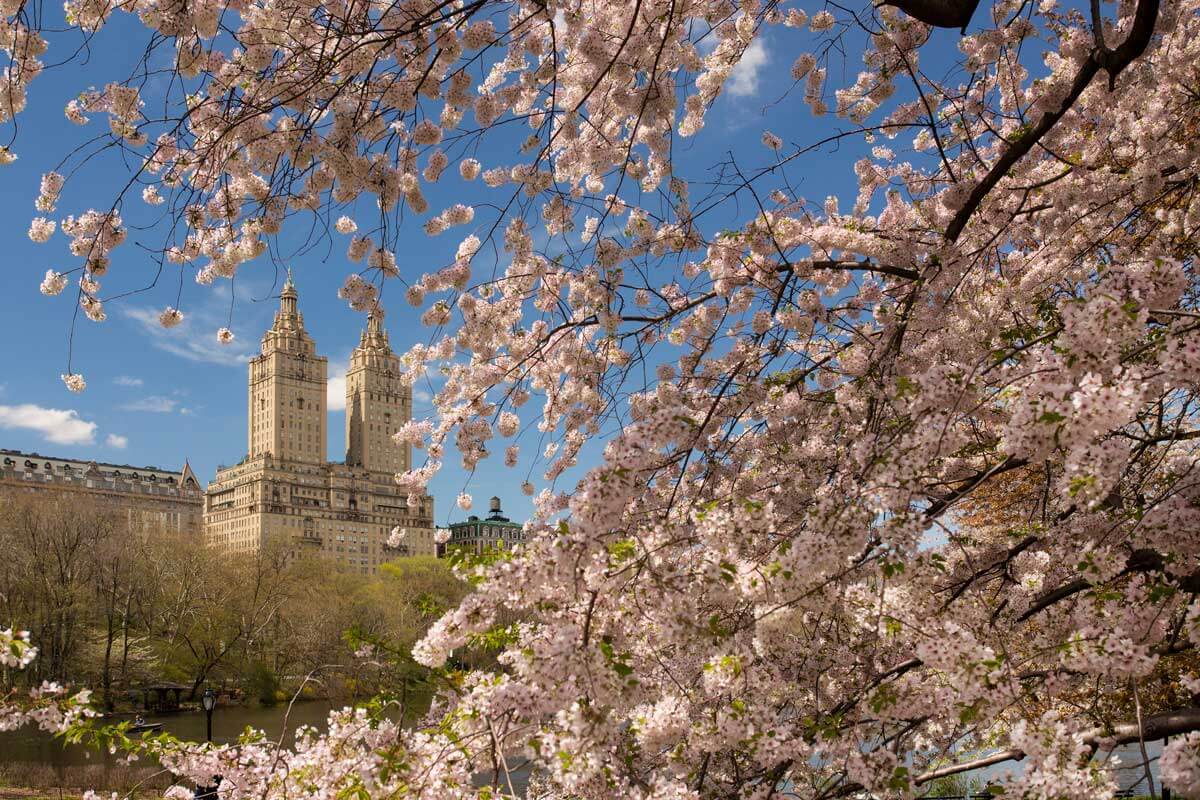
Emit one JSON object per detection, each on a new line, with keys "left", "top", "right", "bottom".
{"left": 0, "top": 701, "right": 351, "bottom": 775}
{"left": 0, "top": 702, "right": 1163, "bottom": 796}
{"left": 0, "top": 700, "right": 535, "bottom": 794}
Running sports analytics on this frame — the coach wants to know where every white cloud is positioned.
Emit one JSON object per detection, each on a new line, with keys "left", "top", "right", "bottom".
{"left": 121, "top": 395, "right": 179, "bottom": 413}
{"left": 727, "top": 37, "right": 768, "bottom": 97}
{"left": 327, "top": 357, "right": 348, "bottom": 412}
{"left": 179, "top": 407, "right": 193, "bottom": 416}
{"left": 0, "top": 404, "right": 97, "bottom": 445}
{"left": 121, "top": 307, "right": 255, "bottom": 367}
{"left": 413, "top": 388, "right": 432, "bottom": 403}
{"left": 114, "top": 376, "right": 144, "bottom": 387}
{"left": 106, "top": 433, "right": 128, "bottom": 449}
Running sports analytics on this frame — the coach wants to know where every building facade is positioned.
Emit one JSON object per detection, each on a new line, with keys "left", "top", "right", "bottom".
{"left": 204, "top": 274, "right": 436, "bottom": 572}
{"left": 0, "top": 449, "right": 204, "bottom": 535}
{"left": 443, "top": 497, "right": 526, "bottom": 556}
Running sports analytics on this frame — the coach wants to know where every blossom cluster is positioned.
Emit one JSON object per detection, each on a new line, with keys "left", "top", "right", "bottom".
{"left": 0, "top": 628, "right": 95, "bottom": 734}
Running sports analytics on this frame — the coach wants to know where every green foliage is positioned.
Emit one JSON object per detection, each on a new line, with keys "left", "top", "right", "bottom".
{"left": 919, "top": 773, "right": 986, "bottom": 797}
{"left": 466, "top": 623, "right": 520, "bottom": 652}
{"left": 445, "top": 544, "right": 514, "bottom": 584}
{"left": 598, "top": 637, "right": 635, "bottom": 678}
{"left": 247, "top": 661, "right": 282, "bottom": 707}
{"left": 0, "top": 498, "right": 469, "bottom": 707}
{"left": 606, "top": 537, "right": 638, "bottom": 565}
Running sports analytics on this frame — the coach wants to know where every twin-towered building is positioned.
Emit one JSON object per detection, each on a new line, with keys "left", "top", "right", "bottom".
{"left": 203, "top": 273, "right": 436, "bottom": 572}
{"left": 0, "top": 273, "right": 530, "bottom": 572}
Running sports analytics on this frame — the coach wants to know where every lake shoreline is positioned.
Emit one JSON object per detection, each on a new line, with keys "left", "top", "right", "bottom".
{"left": 0, "top": 787, "right": 164, "bottom": 800}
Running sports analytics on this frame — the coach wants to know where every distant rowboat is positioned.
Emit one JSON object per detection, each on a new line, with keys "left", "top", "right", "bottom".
{"left": 128, "top": 722, "right": 163, "bottom": 733}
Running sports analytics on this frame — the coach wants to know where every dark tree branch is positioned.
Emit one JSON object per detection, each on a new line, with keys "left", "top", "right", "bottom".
{"left": 827, "top": 707, "right": 1200, "bottom": 797}
{"left": 939, "top": 534, "right": 1037, "bottom": 610}
{"left": 924, "top": 455, "right": 1029, "bottom": 519}
{"left": 877, "top": 0, "right": 981, "bottom": 31}
{"left": 1018, "top": 549, "right": 1200, "bottom": 621}
{"left": 1094, "top": 0, "right": 1161, "bottom": 89}
{"left": 811, "top": 259, "right": 921, "bottom": 281}
{"left": 943, "top": 0, "right": 1161, "bottom": 243}
{"left": 828, "top": 657, "right": 923, "bottom": 718}
{"left": 1016, "top": 577, "right": 1090, "bottom": 621}
{"left": 915, "top": 707, "right": 1200, "bottom": 784}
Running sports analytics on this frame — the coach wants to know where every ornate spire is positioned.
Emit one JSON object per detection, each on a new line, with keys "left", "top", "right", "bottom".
{"left": 358, "top": 311, "right": 391, "bottom": 353}
{"left": 280, "top": 267, "right": 298, "bottom": 315}
{"left": 263, "top": 266, "right": 312, "bottom": 348}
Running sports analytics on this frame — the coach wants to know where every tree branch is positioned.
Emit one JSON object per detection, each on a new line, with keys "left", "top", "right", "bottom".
{"left": 924, "top": 456, "right": 1029, "bottom": 519}
{"left": 810, "top": 259, "right": 921, "bottom": 281}
{"left": 1018, "top": 549, "right": 1199, "bottom": 621}
{"left": 912, "top": 707, "right": 1200, "bottom": 785}
{"left": 943, "top": 0, "right": 1160, "bottom": 242}
{"left": 827, "top": 708, "right": 1200, "bottom": 797}
{"left": 877, "top": 0, "right": 981, "bottom": 31}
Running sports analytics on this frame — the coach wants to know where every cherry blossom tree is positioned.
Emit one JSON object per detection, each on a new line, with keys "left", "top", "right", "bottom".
{"left": 6, "top": 0, "right": 1200, "bottom": 794}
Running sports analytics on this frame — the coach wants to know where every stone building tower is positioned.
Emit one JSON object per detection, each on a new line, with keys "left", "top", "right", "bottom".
{"left": 345, "top": 312, "right": 410, "bottom": 475}
{"left": 247, "top": 270, "right": 328, "bottom": 463}
{"left": 206, "top": 273, "right": 435, "bottom": 564}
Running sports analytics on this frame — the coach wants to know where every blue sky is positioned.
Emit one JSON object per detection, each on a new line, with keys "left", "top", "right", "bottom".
{"left": 0, "top": 8, "right": 960, "bottom": 526}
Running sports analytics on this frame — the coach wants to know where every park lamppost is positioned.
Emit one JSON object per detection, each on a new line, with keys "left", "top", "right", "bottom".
{"left": 201, "top": 687, "right": 216, "bottom": 743}
{"left": 195, "top": 688, "right": 220, "bottom": 800}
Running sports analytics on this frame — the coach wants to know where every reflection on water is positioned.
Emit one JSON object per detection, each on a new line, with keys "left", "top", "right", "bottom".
{"left": 0, "top": 698, "right": 534, "bottom": 795}
{"left": 3, "top": 701, "right": 363, "bottom": 770}
{"left": 0, "top": 705, "right": 1161, "bottom": 797}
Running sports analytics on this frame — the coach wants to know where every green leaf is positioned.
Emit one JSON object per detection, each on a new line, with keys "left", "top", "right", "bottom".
{"left": 607, "top": 538, "right": 638, "bottom": 564}
{"left": 895, "top": 375, "right": 918, "bottom": 398}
